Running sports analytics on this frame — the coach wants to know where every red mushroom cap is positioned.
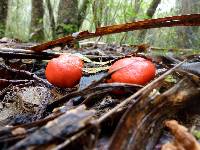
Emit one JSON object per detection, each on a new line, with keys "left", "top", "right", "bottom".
{"left": 108, "top": 57, "right": 156, "bottom": 85}
{"left": 45, "top": 55, "right": 84, "bottom": 88}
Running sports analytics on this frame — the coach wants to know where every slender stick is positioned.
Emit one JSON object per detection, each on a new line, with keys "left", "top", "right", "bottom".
{"left": 30, "top": 14, "right": 200, "bottom": 52}
{"left": 0, "top": 64, "right": 52, "bottom": 87}
{"left": 0, "top": 48, "right": 120, "bottom": 60}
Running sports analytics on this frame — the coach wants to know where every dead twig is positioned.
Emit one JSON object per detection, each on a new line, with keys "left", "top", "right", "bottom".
{"left": 0, "top": 47, "right": 120, "bottom": 60}
{"left": 0, "top": 79, "right": 33, "bottom": 87}
{"left": 30, "top": 14, "right": 200, "bottom": 52}
{"left": 0, "top": 64, "right": 52, "bottom": 88}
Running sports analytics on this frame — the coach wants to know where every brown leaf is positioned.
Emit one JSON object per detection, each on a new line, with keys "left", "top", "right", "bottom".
{"left": 162, "top": 120, "right": 200, "bottom": 150}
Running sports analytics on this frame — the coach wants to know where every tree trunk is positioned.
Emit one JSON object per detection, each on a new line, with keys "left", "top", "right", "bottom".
{"left": 132, "top": 0, "right": 142, "bottom": 21}
{"left": 92, "top": 0, "right": 105, "bottom": 28}
{"left": 146, "top": 0, "right": 161, "bottom": 17}
{"left": 78, "top": 0, "right": 89, "bottom": 29}
{"left": 0, "top": 0, "right": 8, "bottom": 37}
{"left": 45, "top": 0, "right": 56, "bottom": 39}
{"left": 56, "top": 0, "right": 78, "bottom": 37}
{"left": 176, "top": 0, "right": 199, "bottom": 48}
{"left": 30, "top": 0, "right": 44, "bottom": 41}
{"left": 137, "top": 0, "right": 161, "bottom": 43}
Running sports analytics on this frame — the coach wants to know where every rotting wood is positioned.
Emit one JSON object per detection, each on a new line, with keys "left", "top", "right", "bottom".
{"left": 0, "top": 112, "right": 63, "bottom": 136}
{"left": 30, "top": 14, "right": 200, "bottom": 52}
{"left": 108, "top": 76, "right": 200, "bottom": 150}
{"left": 8, "top": 105, "right": 95, "bottom": 150}
{"left": 0, "top": 55, "right": 198, "bottom": 149}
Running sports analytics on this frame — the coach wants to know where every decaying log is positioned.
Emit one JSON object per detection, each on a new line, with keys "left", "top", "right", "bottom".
{"left": 0, "top": 59, "right": 198, "bottom": 149}
{"left": 108, "top": 69, "right": 200, "bottom": 150}
{"left": 30, "top": 14, "right": 200, "bottom": 52}
{"left": 162, "top": 120, "right": 200, "bottom": 150}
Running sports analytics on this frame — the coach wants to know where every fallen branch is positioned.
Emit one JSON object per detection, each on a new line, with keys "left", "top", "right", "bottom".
{"left": 1, "top": 44, "right": 199, "bottom": 61}
{"left": 0, "top": 48, "right": 120, "bottom": 60}
{"left": 0, "top": 48, "right": 59, "bottom": 60}
{"left": 30, "top": 14, "right": 200, "bottom": 52}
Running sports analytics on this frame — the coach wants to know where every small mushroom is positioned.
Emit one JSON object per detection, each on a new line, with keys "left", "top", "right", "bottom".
{"left": 108, "top": 57, "right": 156, "bottom": 85}
{"left": 45, "top": 54, "right": 84, "bottom": 88}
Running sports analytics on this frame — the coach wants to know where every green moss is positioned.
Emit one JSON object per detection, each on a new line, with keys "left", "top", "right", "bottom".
{"left": 57, "top": 23, "right": 78, "bottom": 36}
{"left": 0, "top": 24, "right": 6, "bottom": 38}
{"left": 164, "top": 75, "right": 177, "bottom": 83}
{"left": 192, "top": 130, "right": 200, "bottom": 140}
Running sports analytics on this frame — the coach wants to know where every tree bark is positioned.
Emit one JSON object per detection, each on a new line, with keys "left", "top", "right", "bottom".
{"left": 137, "top": 0, "right": 161, "bottom": 43}
{"left": 146, "top": 0, "right": 161, "bottom": 17}
{"left": 30, "top": 0, "right": 44, "bottom": 41}
{"left": 56, "top": 0, "right": 78, "bottom": 37}
{"left": 0, "top": 0, "right": 8, "bottom": 37}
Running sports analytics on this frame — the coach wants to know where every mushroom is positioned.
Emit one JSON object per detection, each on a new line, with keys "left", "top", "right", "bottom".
{"left": 45, "top": 54, "right": 84, "bottom": 88}
{"left": 108, "top": 57, "right": 156, "bottom": 87}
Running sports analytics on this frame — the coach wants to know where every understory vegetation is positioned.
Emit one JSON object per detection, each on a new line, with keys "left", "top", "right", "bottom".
{"left": 0, "top": 0, "right": 199, "bottom": 49}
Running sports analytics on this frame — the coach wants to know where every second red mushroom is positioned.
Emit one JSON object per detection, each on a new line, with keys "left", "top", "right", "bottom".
{"left": 108, "top": 57, "right": 156, "bottom": 85}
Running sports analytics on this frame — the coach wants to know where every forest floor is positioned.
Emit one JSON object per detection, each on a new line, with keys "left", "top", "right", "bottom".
{"left": 0, "top": 38, "right": 200, "bottom": 150}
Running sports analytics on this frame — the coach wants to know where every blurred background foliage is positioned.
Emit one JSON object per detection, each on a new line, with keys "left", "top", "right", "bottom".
{"left": 0, "top": 0, "right": 199, "bottom": 49}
